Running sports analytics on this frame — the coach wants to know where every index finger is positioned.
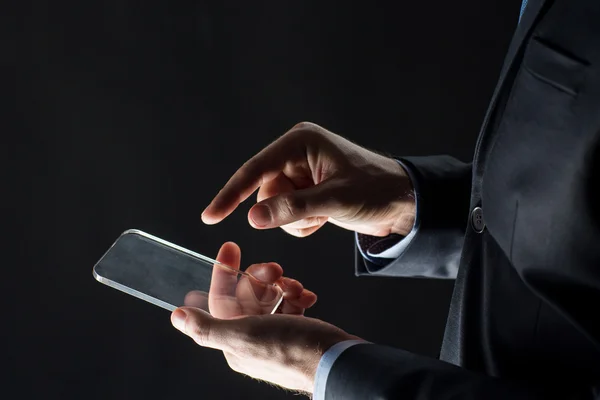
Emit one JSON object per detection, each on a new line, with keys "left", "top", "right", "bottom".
{"left": 201, "top": 130, "right": 306, "bottom": 225}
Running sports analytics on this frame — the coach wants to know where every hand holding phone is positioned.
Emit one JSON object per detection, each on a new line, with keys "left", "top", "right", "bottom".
{"left": 93, "top": 230, "right": 285, "bottom": 317}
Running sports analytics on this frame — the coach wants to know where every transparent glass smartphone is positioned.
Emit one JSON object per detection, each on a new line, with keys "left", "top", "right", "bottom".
{"left": 93, "top": 229, "right": 283, "bottom": 316}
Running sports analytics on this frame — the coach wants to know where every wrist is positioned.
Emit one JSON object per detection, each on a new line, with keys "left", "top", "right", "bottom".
{"left": 387, "top": 159, "right": 417, "bottom": 236}
{"left": 391, "top": 207, "right": 416, "bottom": 236}
{"left": 303, "top": 333, "right": 363, "bottom": 393}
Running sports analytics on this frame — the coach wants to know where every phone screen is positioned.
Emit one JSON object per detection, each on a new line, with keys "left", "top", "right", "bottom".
{"left": 93, "top": 230, "right": 283, "bottom": 314}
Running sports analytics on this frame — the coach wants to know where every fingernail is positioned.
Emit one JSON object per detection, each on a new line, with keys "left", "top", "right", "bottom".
{"left": 201, "top": 210, "right": 212, "bottom": 224}
{"left": 250, "top": 205, "right": 272, "bottom": 227}
{"left": 171, "top": 309, "right": 187, "bottom": 332}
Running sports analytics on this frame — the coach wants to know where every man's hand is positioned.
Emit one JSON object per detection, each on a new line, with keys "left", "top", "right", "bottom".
{"left": 172, "top": 242, "right": 359, "bottom": 395}
{"left": 171, "top": 309, "right": 360, "bottom": 394}
{"left": 183, "top": 242, "right": 318, "bottom": 318}
{"left": 201, "top": 122, "right": 416, "bottom": 237}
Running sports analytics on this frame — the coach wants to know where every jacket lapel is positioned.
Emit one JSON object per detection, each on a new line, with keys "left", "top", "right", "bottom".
{"left": 479, "top": 0, "right": 548, "bottom": 135}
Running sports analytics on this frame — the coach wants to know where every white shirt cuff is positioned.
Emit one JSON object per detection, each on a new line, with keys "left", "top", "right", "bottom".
{"left": 358, "top": 159, "right": 420, "bottom": 260}
{"left": 312, "top": 340, "right": 369, "bottom": 400}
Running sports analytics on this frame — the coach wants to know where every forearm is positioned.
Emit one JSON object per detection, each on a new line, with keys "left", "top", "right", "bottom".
{"left": 324, "top": 343, "right": 596, "bottom": 399}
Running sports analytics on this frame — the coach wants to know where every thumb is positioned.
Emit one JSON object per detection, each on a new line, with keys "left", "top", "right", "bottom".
{"left": 171, "top": 307, "right": 237, "bottom": 352}
{"left": 248, "top": 181, "right": 344, "bottom": 229}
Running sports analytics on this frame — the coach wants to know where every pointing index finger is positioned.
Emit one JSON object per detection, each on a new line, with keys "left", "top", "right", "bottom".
{"left": 201, "top": 132, "right": 305, "bottom": 224}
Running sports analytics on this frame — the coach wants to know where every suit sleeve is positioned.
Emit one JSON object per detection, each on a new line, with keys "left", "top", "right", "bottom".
{"left": 335, "top": 150, "right": 600, "bottom": 399}
{"left": 324, "top": 343, "right": 597, "bottom": 399}
{"left": 356, "top": 155, "right": 472, "bottom": 279}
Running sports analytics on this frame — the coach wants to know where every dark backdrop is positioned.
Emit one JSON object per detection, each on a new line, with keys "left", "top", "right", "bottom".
{"left": 7, "top": 1, "right": 519, "bottom": 399}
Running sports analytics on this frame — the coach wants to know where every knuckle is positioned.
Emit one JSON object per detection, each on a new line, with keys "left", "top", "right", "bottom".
{"left": 282, "top": 194, "right": 307, "bottom": 217}
{"left": 292, "top": 121, "right": 315, "bottom": 130}
{"left": 241, "top": 157, "right": 259, "bottom": 176}
{"left": 312, "top": 215, "right": 326, "bottom": 226}
{"left": 284, "top": 216, "right": 322, "bottom": 230}
{"left": 284, "top": 226, "right": 314, "bottom": 238}
{"left": 256, "top": 187, "right": 267, "bottom": 202}
{"left": 297, "top": 228, "right": 313, "bottom": 237}
{"left": 227, "top": 359, "right": 244, "bottom": 374}
{"left": 300, "top": 216, "right": 321, "bottom": 228}
{"left": 289, "top": 122, "right": 324, "bottom": 142}
{"left": 225, "top": 354, "right": 241, "bottom": 372}
{"left": 294, "top": 228, "right": 308, "bottom": 237}
{"left": 190, "top": 322, "right": 211, "bottom": 348}
{"left": 281, "top": 226, "right": 301, "bottom": 237}
{"left": 244, "top": 263, "right": 260, "bottom": 274}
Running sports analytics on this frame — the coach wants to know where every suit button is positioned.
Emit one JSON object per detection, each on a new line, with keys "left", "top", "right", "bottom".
{"left": 471, "top": 207, "right": 485, "bottom": 233}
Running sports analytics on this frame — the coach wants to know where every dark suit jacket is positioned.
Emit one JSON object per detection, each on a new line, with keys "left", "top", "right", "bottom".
{"left": 326, "top": 0, "right": 600, "bottom": 398}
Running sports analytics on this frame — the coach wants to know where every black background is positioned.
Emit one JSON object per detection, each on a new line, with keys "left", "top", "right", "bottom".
{"left": 7, "top": 1, "right": 519, "bottom": 399}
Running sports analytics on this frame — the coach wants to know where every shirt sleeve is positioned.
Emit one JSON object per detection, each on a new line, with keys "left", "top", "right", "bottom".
{"left": 312, "top": 340, "right": 371, "bottom": 400}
